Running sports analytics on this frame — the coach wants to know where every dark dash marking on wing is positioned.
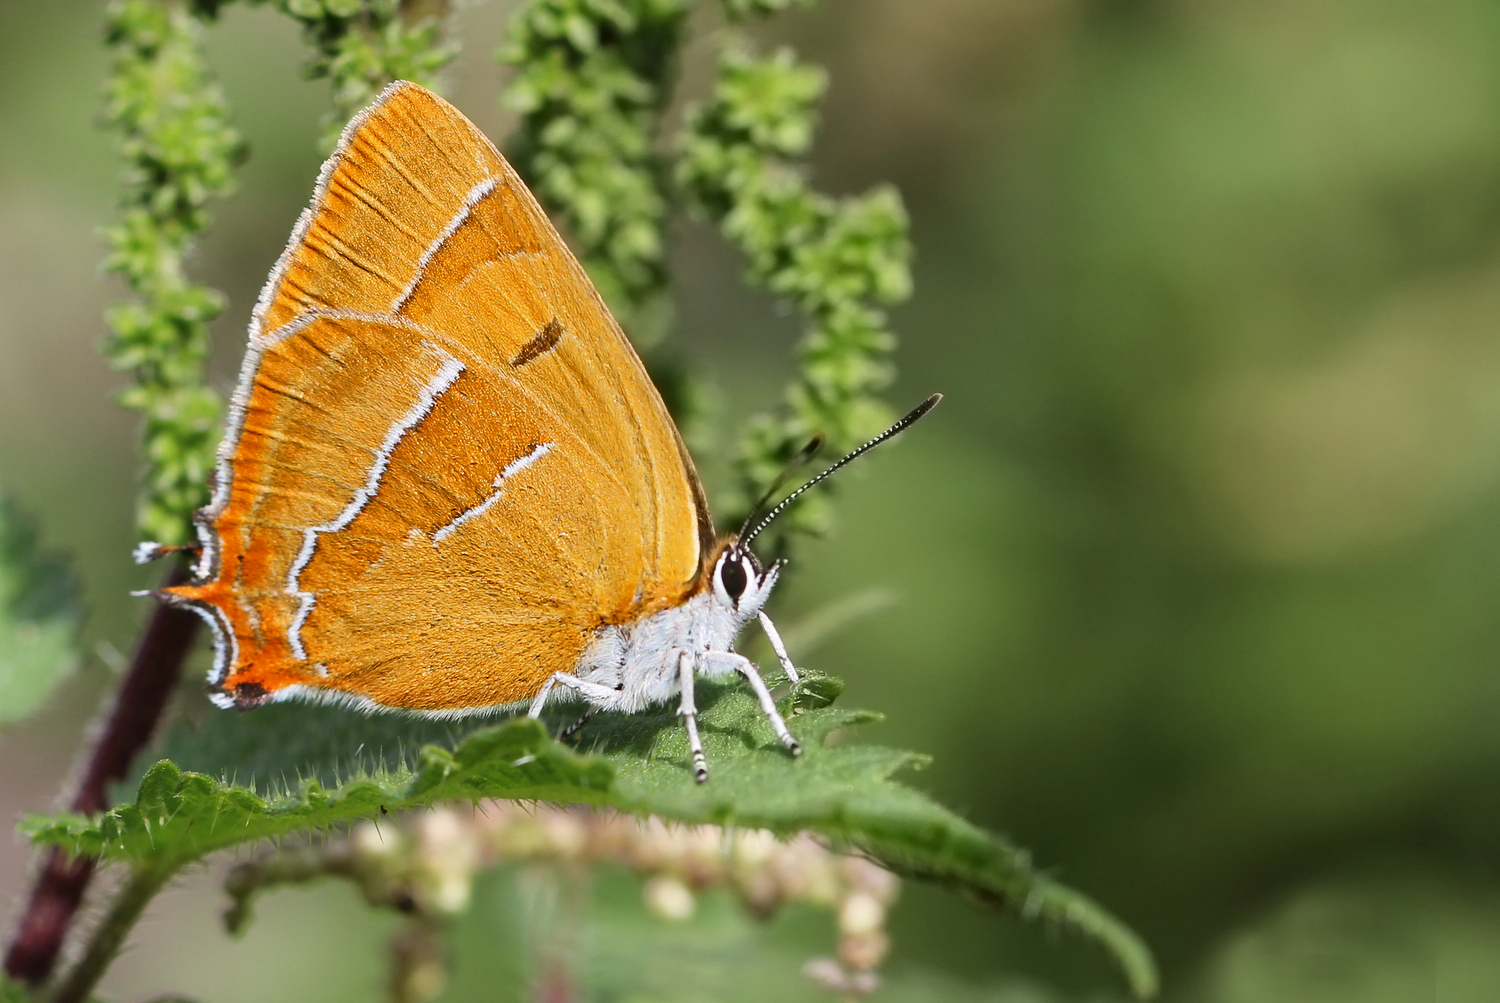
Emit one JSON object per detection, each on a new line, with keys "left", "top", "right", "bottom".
{"left": 510, "top": 318, "right": 564, "bottom": 367}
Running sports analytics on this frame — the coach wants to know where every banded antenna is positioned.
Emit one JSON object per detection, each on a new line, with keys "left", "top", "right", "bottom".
{"left": 739, "top": 393, "right": 942, "bottom": 550}
{"left": 735, "top": 433, "right": 826, "bottom": 545}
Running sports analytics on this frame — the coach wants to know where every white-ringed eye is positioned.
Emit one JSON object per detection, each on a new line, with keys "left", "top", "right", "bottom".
{"left": 719, "top": 554, "right": 749, "bottom": 602}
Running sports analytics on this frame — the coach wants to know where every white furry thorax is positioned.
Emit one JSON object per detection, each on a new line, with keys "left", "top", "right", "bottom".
{"left": 570, "top": 556, "right": 780, "bottom": 714}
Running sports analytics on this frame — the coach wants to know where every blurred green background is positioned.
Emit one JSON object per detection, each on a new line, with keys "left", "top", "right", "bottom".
{"left": 5, "top": 0, "right": 1500, "bottom": 1000}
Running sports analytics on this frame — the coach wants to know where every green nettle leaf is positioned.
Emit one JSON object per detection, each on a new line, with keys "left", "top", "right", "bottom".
{"left": 0, "top": 495, "right": 81, "bottom": 727}
{"left": 24, "top": 682, "right": 1155, "bottom": 997}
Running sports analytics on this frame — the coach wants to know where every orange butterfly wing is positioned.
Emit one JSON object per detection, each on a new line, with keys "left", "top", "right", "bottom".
{"left": 168, "top": 82, "right": 714, "bottom": 712}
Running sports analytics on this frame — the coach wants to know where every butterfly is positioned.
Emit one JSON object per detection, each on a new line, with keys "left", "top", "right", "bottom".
{"left": 148, "top": 81, "right": 937, "bottom": 782}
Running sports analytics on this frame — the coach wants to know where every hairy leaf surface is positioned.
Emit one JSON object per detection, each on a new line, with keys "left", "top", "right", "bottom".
{"left": 25, "top": 680, "right": 1156, "bottom": 997}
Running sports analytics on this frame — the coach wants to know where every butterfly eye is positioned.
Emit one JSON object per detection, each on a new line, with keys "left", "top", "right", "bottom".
{"left": 719, "top": 554, "right": 749, "bottom": 602}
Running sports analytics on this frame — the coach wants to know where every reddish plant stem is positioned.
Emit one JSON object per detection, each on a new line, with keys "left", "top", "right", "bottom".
{"left": 3, "top": 557, "right": 199, "bottom": 986}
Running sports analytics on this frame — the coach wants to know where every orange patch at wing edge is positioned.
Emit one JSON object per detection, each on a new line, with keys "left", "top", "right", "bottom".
{"left": 161, "top": 579, "right": 310, "bottom": 706}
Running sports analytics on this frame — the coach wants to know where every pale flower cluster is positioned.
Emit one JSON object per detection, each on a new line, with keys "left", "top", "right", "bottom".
{"left": 346, "top": 801, "right": 899, "bottom": 996}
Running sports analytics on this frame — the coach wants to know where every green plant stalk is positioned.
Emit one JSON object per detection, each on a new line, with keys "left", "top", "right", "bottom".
{"left": 44, "top": 861, "right": 179, "bottom": 1003}
{"left": 678, "top": 44, "right": 912, "bottom": 538}
{"left": 499, "top": 0, "right": 691, "bottom": 346}
{"left": 102, "top": 0, "right": 244, "bottom": 545}
{"left": 256, "top": 0, "right": 457, "bottom": 152}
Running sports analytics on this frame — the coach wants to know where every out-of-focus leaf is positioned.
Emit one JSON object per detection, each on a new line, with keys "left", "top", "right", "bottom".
{"left": 0, "top": 493, "right": 81, "bottom": 725}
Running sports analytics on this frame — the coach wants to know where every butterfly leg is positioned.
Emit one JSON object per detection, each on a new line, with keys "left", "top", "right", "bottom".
{"left": 756, "top": 610, "right": 801, "bottom": 685}
{"left": 678, "top": 650, "right": 709, "bottom": 783}
{"left": 703, "top": 652, "right": 802, "bottom": 757}
{"left": 528, "top": 672, "right": 623, "bottom": 720}
{"left": 559, "top": 706, "right": 600, "bottom": 742}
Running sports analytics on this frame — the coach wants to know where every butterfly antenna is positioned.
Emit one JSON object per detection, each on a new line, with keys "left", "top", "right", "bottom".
{"left": 736, "top": 433, "right": 826, "bottom": 544}
{"left": 740, "top": 394, "right": 943, "bottom": 549}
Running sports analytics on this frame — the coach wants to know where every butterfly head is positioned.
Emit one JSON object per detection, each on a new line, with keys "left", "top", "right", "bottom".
{"left": 702, "top": 396, "right": 946, "bottom": 629}
{"left": 708, "top": 541, "right": 779, "bottom": 621}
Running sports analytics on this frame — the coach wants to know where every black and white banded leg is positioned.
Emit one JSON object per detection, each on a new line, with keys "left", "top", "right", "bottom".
{"left": 678, "top": 650, "right": 708, "bottom": 783}
{"left": 757, "top": 610, "right": 801, "bottom": 685}
{"left": 559, "top": 705, "right": 600, "bottom": 741}
{"left": 703, "top": 651, "right": 802, "bottom": 756}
